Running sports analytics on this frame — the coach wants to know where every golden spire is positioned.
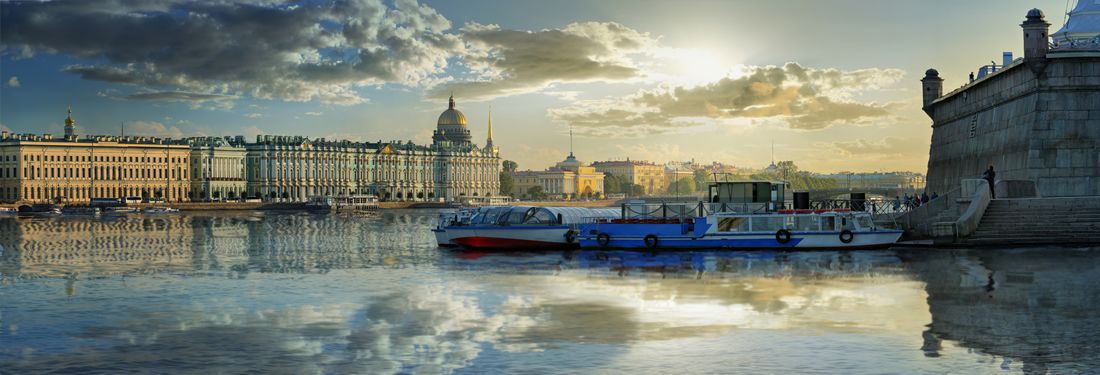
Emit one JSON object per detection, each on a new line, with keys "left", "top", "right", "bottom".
{"left": 487, "top": 105, "right": 494, "bottom": 142}
{"left": 64, "top": 105, "right": 75, "bottom": 126}
{"left": 448, "top": 92, "right": 455, "bottom": 109}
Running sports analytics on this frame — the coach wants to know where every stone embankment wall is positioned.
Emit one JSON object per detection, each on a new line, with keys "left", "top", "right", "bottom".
{"left": 926, "top": 57, "right": 1100, "bottom": 197}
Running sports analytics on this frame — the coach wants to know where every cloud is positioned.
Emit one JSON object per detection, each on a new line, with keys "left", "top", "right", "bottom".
{"left": 549, "top": 62, "right": 905, "bottom": 137}
{"left": 6, "top": 76, "right": 20, "bottom": 87}
{"left": 125, "top": 121, "right": 186, "bottom": 138}
{"left": 304, "top": 111, "right": 324, "bottom": 116}
{"left": 431, "top": 21, "right": 657, "bottom": 101}
{"left": 1, "top": 0, "right": 460, "bottom": 105}
{"left": 826, "top": 137, "right": 910, "bottom": 157}
{"left": 244, "top": 113, "right": 263, "bottom": 118}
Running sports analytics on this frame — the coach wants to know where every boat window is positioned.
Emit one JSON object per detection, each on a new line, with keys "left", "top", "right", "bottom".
{"left": 753, "top": 216, "right": 785, "bottom": 232}
{"left": 716, "top": 217, "right": 750, "bottom": 232}
{"left": 857, "top": 215, "right": 874, "bottom": 230}
{"left": 524, "top": 208, "right": 556, "bottom": 224}
{"left": 791, "top": 215, "right": 819, "bottom": 231}
{"left": 500, "top": 207, "right": 528, "bottom": 225}
{"left": 840, "top": 216, "right": 856, "bottom": 231}
{"left": 821, "top": 216, "right": 837, "bottom": 231}
{"left": 477, "top": 207, "right": 507, "bottom": 224}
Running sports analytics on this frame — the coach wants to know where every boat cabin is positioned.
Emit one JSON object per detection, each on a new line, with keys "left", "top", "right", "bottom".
{"left": 710, "top": 210, "right": 875, "bottom": 233}
{"left": 708, "top": 180, "right": 790, "bottom": 206}
{"left": 465, "top": 206, "right": 618, "bottom": 226}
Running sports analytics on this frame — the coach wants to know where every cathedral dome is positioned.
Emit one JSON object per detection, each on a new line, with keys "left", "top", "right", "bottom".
{"left": 437, "top": 95, "right": 467, "bottom": 126}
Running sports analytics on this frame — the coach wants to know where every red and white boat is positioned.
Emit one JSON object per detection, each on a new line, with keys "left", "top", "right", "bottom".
{"left": 434, "top": 206, "right": 619, "bottom": 249}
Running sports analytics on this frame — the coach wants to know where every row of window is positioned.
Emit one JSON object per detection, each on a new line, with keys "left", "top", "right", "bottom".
{"left": 15, "top": 154, "right": 185, "bottom": 163}
{"left": 15, "top": 166, "right": 188, "bottom": 180}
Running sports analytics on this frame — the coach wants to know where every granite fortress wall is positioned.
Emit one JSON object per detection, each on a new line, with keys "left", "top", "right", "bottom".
{"left": 923, "top": 9, "right": 1100, "bottom": 197}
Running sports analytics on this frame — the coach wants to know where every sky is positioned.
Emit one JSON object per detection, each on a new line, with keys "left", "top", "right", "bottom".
{"left": 0, "top": 0, "right": 1073, "bottom": 173}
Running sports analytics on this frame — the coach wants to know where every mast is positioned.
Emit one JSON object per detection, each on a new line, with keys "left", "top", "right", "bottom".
{"left": 569, "top": 124, "right": 574, "bottom": 157}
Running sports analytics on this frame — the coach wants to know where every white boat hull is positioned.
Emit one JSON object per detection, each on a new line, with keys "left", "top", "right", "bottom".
{"left": 442, "top": 226, "right": 575, "bottom": 249}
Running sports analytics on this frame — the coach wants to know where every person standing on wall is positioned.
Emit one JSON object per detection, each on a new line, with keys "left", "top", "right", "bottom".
{"left": 981, "top": 165, "right": 996, "bottom": 199}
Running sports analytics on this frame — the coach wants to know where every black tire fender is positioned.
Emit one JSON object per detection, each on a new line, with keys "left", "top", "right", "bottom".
{"left": 839, "top": 230, "right": 854, "bottom": 244}
{"left": 564, "top": 230, "right": 577, "bottom": 244}
{"left": 775, "top": 229, "right": 792, "bottom": 244}
{"left": 643, "top": 234, "right": 659, "bottom": 249}
{"left": 597, "top": 233, "right": 611, "bottom": 248}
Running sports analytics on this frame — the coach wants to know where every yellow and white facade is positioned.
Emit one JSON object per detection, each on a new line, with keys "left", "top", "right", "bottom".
{"left": 0, "top": 133, "right": 192, "bottom": 203}
{"left": 591, "top": 160, "right": 667, "bottom": 195}
{"left": 512, "top": 153, "right": 604, "bottom": 199}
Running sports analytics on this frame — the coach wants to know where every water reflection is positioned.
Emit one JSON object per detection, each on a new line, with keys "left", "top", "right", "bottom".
{"left": 0, "top": 213, "right": 1098, "bottom": 374}
{"left": 0, "top": 211, "right": 438, "bottom": 282}
{"left": 908, "top": 248, "right": 1100, "bottom": 374}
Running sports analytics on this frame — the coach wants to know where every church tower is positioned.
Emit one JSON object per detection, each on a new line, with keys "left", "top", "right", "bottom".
{"left": 433, "top": 95, "right": 472, "bottom": 146}
{"left": 64, "top": 106, "right": 77, "bottom": 138}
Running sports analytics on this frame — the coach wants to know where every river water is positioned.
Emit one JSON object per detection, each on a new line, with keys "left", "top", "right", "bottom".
{"left": 0, "top": 210, "right": 1096, "bottom": 374}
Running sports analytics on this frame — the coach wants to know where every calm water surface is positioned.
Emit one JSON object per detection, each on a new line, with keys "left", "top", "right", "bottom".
{"left": 0, "top": 210, "right": 1097, "bottom": 374}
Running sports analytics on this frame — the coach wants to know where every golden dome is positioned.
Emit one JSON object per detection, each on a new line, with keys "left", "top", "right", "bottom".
{"left": 437, "top": 95, "right": 467, "bottom": 126}
{"left": 65, "top": 106, "right": 76, "bottom": 126}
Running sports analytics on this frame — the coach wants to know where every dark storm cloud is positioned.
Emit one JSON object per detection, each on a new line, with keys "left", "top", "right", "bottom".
{"left": 1, "top": 0, "right": 460, "bottom": 105}
{"left": 430, "top": 21, "right": 657, "bottom": 100}
{"left": 549, "top": 62, "right": 904, "bottom": 136}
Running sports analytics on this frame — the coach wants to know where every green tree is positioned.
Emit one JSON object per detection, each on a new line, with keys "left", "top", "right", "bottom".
{"left": 526, "top": 185, "right": 545, "bottom": 199}
{"left": 693, "top": 169, "right": 710, "bottom": 192}
{"left": 621, "top": 182, "right": 644, "bottom": 197}
{"left": 499, "top": 172, "right": 514, "bottom": 196}
{"left": 502, "top": 160, "right": 518, "bottom": 173}
{"left": 666, "top": 177, "right": 696, "bottom": 195}
{"left": 603, "top": 173, "right": 622, "bottom": 194}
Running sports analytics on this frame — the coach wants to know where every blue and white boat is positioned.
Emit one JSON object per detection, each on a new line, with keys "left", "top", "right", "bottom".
{"left": 577, "top": 209, "right": 903, "bottom": 250}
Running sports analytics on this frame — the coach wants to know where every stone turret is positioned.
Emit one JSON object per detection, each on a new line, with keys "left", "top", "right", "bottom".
{"left": 1021, "top": 8, "right": 1050, "bottom": 73}
{"left": 921, "top": 68, "right": 943, "bottom": 110}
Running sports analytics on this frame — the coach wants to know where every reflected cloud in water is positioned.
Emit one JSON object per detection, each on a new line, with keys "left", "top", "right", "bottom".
{"left": 1, "top": 212, "right": 1099, "bottom": 373}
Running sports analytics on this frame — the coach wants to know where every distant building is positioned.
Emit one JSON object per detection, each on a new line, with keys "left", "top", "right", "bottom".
{"left": 512, "top": 152, "right": 604, "bottom": 199}
{"left": 922, "top": 7, "right": 1100, "bottom": 197}
{"left": 664, "top": 163, "right": 695, "bottom": 190}
{"left": 188, "top": 136, "right": 247, "bottom": 200}
{"left": 245, "top": 96, "right": 499, "bottom": 202}
{"left": 0, "top": 97, "right": 501, "bottom": 204}
{"left": 0, "top": 109, "right": 192, "bottom": 203}
{"left": 591, "top": 159, "right": 667, "bottom": 195}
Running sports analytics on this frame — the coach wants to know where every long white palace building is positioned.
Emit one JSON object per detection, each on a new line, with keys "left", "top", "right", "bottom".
{"left": 0, "top": 96, "right": 500, "bottom": 203}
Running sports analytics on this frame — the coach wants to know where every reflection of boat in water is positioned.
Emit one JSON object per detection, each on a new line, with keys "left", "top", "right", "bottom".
{"left": 578, "top": 209, "right": 902, "bottom": 250}
{"left": 0, "top": 207, "right": 16, "bottom": 214}
{"left": 435, "top": 206, "right": 619, "bottom": 249}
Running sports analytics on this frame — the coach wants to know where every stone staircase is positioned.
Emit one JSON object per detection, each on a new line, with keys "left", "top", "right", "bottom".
{"left": 965, "top": 197, "right": 1100, "bottom": 246}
